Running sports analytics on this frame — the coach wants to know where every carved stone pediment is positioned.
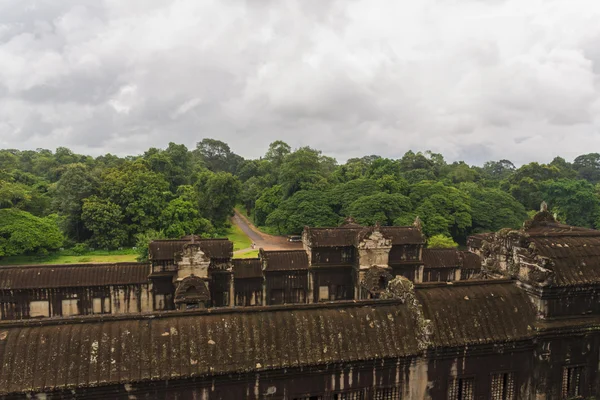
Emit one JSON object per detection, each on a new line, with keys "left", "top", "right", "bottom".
{"left": 174, "top": 275, "right": 210, "bottom": 304}
{"left": 381, "top": 276, "right": 432, "bottom": 350}
{"left": 361, "top": 266, "right": 393, "bottom": 297}
{"left": 358, "top": 229, "right": 392, "bottom": 250}
{"left": 358, "top": 228, "right": 392, "bottom": 268}
{"left": 176, "top": 243, "right": 211, "bottom": 280}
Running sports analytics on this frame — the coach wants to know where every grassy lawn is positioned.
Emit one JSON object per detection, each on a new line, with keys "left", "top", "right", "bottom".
{"left": 0, "top": 249, "right": 138, "bottom": 266}
{"left": 233, "top": 249, "right": 259, "bottom": 259}
{"left": 225, "top": 222, "right": 252, "bottom": 251}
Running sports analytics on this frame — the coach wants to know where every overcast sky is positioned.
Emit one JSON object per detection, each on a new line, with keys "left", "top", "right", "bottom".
{"left": 1, "top": 0, "right": 600, "bottom": 165}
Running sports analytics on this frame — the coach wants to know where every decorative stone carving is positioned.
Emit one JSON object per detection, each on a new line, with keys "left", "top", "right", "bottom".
{"left": 361, "top": 266, "right": 393, "bottom": 298}
{"left": 381, "top": 276, "right": 432, "bottom": 350}
{"left": 174, "top": 275, "right": 210, "bottom": 306}
{"left": 357, "top": 228, "right": 392, "bottom": 269}
{"left": 176, "top": 243, "right": 211, "bottom": 281}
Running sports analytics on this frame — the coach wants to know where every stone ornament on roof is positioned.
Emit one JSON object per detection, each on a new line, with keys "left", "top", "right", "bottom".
{"left": 380, "top": 276, "right": 432, "bottom": 350}
{"left": 341, "top": 216, "right": 361, "bottom": 227}
{"left": 413, "top": 216, "right": 422, "bottom": 230}
{"left": 174, "top": 275, "right": 210, "bottom": 305}
{"left": 361, "top": 266, "right": 393, "bottom": 296}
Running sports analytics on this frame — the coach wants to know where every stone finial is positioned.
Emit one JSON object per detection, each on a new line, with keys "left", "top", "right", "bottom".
{"left": 413, "top": 216, "right": 422, "bottom": 230}
{"left": 540, "top": 201, "right": 548, "bottom": 212}
{"left": 374, "top": 221, "right": 381, "bottom": 230}
{"left": 343, "top": 216, "right": 356, "bottom": 225}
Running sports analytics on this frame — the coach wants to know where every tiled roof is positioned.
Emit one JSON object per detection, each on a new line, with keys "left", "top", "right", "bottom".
{"left": 530, "top": 236, "right": 600, "bottom": 286}
{"left": 461, "top": 251, "right": 482, "bottom": 270}
{"left": 416, "top": 280, "right": 537, "bottom": 348}
{"left": 260, "top": 250, "right": 309, "bottom": 271}
{"left": 0, "top": 263, "right": 150, "bottom": 289}
{"left": 304, "top": 227, "right": 363, "bottom": 247}
{"left": 378, "top": 226, "right": 425, "bottom": 245}
{"left": 232, "top": 258, "right": 263, "bottom": 279}
{"left": 304, "top": 226, "right": 424, "bottom": 247}
{"left": 422, "top": 249, "right": 482, "bottom": 270}
{"left": 422, "top": 249, "right": 461, "bottom": 269}
{"left": 149, "top": 239, "right": 233, "bottom": 261}
{"left": 0, "top": 301, "right": 419, "bottom": 394}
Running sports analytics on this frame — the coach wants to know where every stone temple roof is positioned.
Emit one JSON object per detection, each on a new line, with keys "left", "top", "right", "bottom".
{"left": 303, "top": 225, "right": 424, "bottom": 248}
{"left": 482, "top": 210, "right": 600, "bottom": 287}
{"left": 0, "top": 280, "right": 537, "bottom": 395}
{"left": 0, "top": 263, "right": 150, "bottom": 289}
{"left": 149, "top": 238, "right": 233, "bottom": 261}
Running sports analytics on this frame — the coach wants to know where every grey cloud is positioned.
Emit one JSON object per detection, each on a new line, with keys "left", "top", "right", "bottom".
{"left": 1, "top": 0, "right": 600, "bottom": 165}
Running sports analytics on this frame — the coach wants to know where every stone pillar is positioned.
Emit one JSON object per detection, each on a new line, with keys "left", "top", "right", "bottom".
{"left": 415, "top": 264, "right": 424, "bottom": 283}
{"left": 307, "top": 270, "right": 314, "bottom": 303}
{"left": 229, "top": 273, "right": 235, "bottom": 307}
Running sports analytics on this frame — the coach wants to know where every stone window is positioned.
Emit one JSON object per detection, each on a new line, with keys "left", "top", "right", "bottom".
{"left": 154, "top": 294, "right": 165, "bottom": 310}
{"left": 333, "top": 285, "right": 347, "bottom": 300}
{"left": 562, "top": 366, "right": 584, "bottom": 399}
{"left": 29, "top": 300, "right": 50, "bottom": 318}
{"left": 291, "top": 288, "right": 306, "bottom": 303}
{"left": 448, "top": 377, "right": 474, "bottom": 400}
{"left": 491, "top": 372, "right": 515, "bottom": 400}
{"left": 61, "top": 299, "right": 79, "bottom": 316}
{"left": 251, "top": 291, "right": 262, "bottom": 306}
{"left": 374, "top": 386, "right": 401, "bottom": 399}
{"left": 92, "top": 297, "right": 110, "bottom": 314}
{"left": 270, "top": 289, "right": 285, "bottom": 304}
{"left": 319, "top": 285, "right": 329, "bottom": 301}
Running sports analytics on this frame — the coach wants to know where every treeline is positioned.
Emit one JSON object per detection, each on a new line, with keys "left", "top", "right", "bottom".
{"left": 2, "top": 139, "right": 600, "bottom": 256}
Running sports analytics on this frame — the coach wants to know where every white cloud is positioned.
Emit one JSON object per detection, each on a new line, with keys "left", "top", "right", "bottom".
{"left": 1, "top": 0, "right": 600, "bottom": 165}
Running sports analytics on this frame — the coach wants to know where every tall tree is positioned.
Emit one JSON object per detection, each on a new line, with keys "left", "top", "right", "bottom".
{"left": 81, "top": 196, "right": 127, "bottom": 249}
{"left": 194, "top": 138, "right": 242, "bottom": 174}
{"left": 194, "top": 171, "right": 241, "bottom": 228}
{"left": 52, "top": 163, "right": 98, "bottom": 242}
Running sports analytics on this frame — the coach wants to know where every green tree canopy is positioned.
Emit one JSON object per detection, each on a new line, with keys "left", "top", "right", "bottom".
{"left": 427, "top": 234, "right": 458, "bottom": 249}
{"left": 347, "top": 192, "right": 412, "bottom": 226}
{"left": 0, "top": 209, "right": 63, "bottom": 257}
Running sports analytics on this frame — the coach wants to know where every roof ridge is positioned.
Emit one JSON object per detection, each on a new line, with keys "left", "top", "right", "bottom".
{"left": 0, "top": 262, "right": 149, "bottom": 269}
{"left": 415, "top": 278, "right": 514, "bottom": 289}
{"left": 0, "top": 298, "right": 405, "bottom": 328}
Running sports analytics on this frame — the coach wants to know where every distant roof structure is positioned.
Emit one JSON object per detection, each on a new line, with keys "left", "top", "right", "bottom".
{"left": 260, "top": 250, "right": 309, "bottom": 271}
{"left": 422, "top": 249, "right": 461, "bottom": 269}
{"left": 523, "top": 211, "right": 600, "bottom": 286}
{"left": 422, "top": 249, "right": 482, "bottom": 271}
{"left": 304, "top": 225, "right": 424, "bottom": 248}
{"left": 149, "top": 238, "right": 233, "bottom": 261}
{"left": 0, "top": 263, "right": 150, "bottom": 290}
{"left": 232, "top": 258, "right": 262, "bottom": 279}
{"left": 479, "top": 206, "right": 600, "bottom": 287}
{"left": 416, "top": 280, "right": 537, "bottom": 348}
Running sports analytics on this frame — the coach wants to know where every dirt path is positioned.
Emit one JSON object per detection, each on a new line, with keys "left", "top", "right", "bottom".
{"left": 232, "top": 210, "right": 302, "bottom": 252}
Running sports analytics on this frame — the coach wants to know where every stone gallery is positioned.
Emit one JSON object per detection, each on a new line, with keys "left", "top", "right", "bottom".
{"left": 0, "top": 207, "right": 598, "bottom": 399}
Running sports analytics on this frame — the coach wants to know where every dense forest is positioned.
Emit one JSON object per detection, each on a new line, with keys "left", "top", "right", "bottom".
{"left": 2, "top": 139, "right": 600, "bottom": 257}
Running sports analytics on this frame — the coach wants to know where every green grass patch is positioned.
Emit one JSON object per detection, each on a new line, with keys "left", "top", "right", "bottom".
{"left": 233, "top": 249, "right": 259, "bottom": 259}
{"left": 0, "top": 249, "right": 138, "bottom": 265}
{"left": 225, "top": 222, "right": 252, "bottom": 251}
